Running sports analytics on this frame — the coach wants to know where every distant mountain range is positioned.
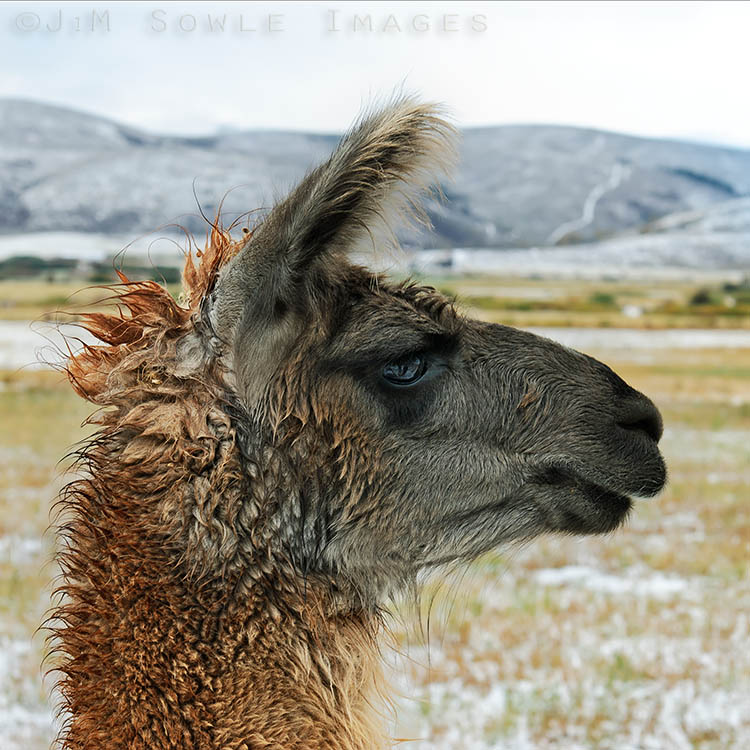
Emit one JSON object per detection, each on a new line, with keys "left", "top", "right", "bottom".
{"left": 1, "top": 98, "right": 749, "bottom": 267}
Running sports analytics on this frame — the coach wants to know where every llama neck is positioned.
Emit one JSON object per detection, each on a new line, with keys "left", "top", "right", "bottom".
{"left": 58, "top": 345, "right": 390, "bottom": 747}
{"left": 57, "top": 544, "right": 388, "bottom": 749}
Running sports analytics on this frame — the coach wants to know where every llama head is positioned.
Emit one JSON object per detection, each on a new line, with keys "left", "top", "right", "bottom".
{"left": 171, "top": 96, "right": 667, "bottom": 606}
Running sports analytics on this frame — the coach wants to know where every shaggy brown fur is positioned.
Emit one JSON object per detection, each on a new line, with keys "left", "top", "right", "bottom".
{"left": 51, "top": 228, "right": 388, "bottom": 749}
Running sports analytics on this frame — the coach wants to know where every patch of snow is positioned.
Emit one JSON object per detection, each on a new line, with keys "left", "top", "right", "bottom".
{"left": 0, "top": 635, "right": 57, "bottom": 749}
{"left": 534, "top": 565, "right": 690, "bottom": 597}
{"left": 528, "top": 327, "right": 750, "bottom": 351}
{"left": 0, "top": 536, "right": 43, "bottom": 565}
{"left": 547, "top": 161, "right": 631, "bottom": 245}
{"left": 0, "top": 231, "right": 186, "bottom": 265}
{"left": 0, "top": 321, "right": 96, "bottom": 371}
{"left": 621, "top": 304, "right": 642, "bottom": 318}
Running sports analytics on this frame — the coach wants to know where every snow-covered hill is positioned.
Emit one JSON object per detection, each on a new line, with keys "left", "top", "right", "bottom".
{"left": 2, "top": 98, "right": 750, "bottom": 258}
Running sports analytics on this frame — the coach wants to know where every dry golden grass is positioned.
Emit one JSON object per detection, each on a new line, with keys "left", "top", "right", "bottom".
{"left": 3, "top": 277, "right": 750, "bottom": 329}
{"left": 0, "top": 370, "right": 92, "bottom": 748}
{"left": 430, "top": 275, "right": 750, "bottom": 330}
{"left": 0, "top": 280, "right": 181, "bottom": 322}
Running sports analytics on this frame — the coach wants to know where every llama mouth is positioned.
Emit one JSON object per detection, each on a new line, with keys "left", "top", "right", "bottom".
{"left": 541, "top": 429, "right": 667, "bottom": 506}
{"left": 448, "top": 466, "right": 636, "bottom": 544}
{"left": 531, "top": 466, "right": 634, "bottom": 535}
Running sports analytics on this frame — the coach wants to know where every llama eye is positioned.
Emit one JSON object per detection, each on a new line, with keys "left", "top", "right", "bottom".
{"left": 382, "top": 354, "right": 429, "bottom": 386}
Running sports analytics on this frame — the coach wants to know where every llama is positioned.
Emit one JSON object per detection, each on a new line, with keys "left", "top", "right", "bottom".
{"left": 50, "top": 97, "right": 666, "bottom": 749}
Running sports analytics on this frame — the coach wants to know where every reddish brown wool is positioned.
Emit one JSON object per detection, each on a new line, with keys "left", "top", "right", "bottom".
{"left": 50, "top": 228, "right": 388, "bottom": 749}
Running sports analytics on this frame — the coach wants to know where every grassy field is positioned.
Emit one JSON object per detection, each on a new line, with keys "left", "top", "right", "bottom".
{"left": 0, "top": 281, "right": 748, "bottom": 748}
{"left": 0, "top": 370, "right": 91, "bottom": 749}
{"left": 0, "top": 279, "right": 183, "bottom": 322}
{"left": 1, "top": 276, "right": 750, "bottom": 328}
{"left": 431, "top": 276, "right": 750, "bottom": 330}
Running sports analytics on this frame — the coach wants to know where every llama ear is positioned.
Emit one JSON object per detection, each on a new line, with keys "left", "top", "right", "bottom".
{"left": 210, "top": 96, "right": 457, "bottom": 340}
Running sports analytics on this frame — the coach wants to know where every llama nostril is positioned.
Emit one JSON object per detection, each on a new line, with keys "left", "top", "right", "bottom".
{"left": 616, "top": 400, "right": 663, "bottom": 443}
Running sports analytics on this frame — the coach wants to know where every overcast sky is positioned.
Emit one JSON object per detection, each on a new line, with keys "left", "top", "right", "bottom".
{"left": 1, "top": 1, "right": 749, "bottom": 147}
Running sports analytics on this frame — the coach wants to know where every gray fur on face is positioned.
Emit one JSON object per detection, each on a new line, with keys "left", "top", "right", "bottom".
{"left": 202, "top": 97, "right": 666, "bottom": 606}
